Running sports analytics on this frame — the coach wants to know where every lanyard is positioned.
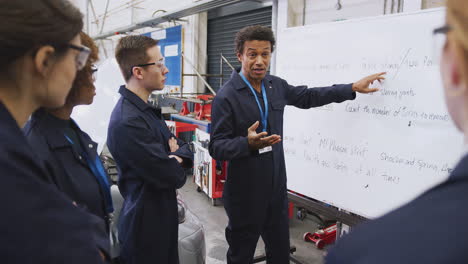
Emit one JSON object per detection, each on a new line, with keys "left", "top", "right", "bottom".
{"left": 239, "top": 72, "right": 268, "bottom": 132}
{"left": 65, "top": 134, "right": 114, "bottom": 214}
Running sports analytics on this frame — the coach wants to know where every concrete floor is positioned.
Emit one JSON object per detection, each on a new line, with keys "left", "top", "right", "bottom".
{"left": 179, "top": 175, "right": 327, "bottom": 264}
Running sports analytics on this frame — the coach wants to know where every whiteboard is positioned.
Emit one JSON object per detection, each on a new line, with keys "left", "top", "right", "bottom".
{"left": 276, "top": 9, "right": 464, "bottom": 218}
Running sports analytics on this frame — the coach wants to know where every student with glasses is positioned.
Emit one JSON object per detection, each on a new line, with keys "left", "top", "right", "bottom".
{"left": 107, "top": 35, "right": 193, "bottom": 264}
{"left": 24, "top": 31, "right": 114, "bottom": 260}
{"left": 0, "top": 0, "right": 108, "bottom": 263}
{"left": 326, "top": 0, "right": 468, "bottom": 263}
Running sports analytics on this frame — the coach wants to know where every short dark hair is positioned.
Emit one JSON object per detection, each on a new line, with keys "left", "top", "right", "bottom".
{"left": 66, "top": 32, "right": 99, "bottom": 105}
{"left": 115, "top": 35, "right": 159, "bottom": 82}
{"left": 235, "top": 25, "right": 276, "bottom": 54}
{"left": 0, "top": 0, "right": 83, "bottom": 73}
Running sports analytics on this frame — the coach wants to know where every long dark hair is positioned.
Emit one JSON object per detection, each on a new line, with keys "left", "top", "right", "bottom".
{"left": 0, "top": 0, "right": 83, "bottom": 73}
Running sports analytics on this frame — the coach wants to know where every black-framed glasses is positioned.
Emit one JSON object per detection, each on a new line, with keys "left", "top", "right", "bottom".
{"left": 130, "top": 58, "right": 166, "bottom": 76}
{"left": 432, "top": 25, "right": 452, "bottom": 65}
{"left": 68, "top": 44, "right": 91, "bottom": 70}
{"left": 91, "top": 65, "right": 98, "bottom": 82}
{"left": 433, "top": 25, "right": 452, "bottom": 35}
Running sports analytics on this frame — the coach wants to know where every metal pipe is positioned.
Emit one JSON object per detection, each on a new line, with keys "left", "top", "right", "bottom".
{"left": 131, "top": 0, "right": 135, "bottom": 24}
{"left": 92, "top": 0, "right": 244, "bottom": 40}
{"left": 302, "top": 0, "right": 306, "bottom": 26}
{"left": 95, "top": 0, "right": 145, "bottom": 22}
{"left": 100, "top": 40, "right": 108, "bottom": 58}
{"left": 99, "top": 0, "right": 111, "bottom": 34}
{"left": 271, "top": 0, "right": 278, "bottom": 75}
{"left": 164, "top": 95, "right": 212, "bottom": 104}
{"left": 181, "top": 26, "right": 185, "bottom": 98}
{"left": 183, "top": 74, "right": 223, "bottom": 77}
{"left": 88, "top": 0, "right": 100, "bottom": 32}
{"left": 182, "top": 53, "right": 217, "bottom": 96}
{"left": 287, "top": 191, "right": 366, "bottom": 226}
{"left": 86, "top": 0, "right": 90, "bottom": 33}
{"left": 219, "top": 54, "right": 223, "bottom": 89}
{"left": 97, "top": 0, "right": 111, "bottom": 59}
{"left": 167, "top": 92, "right": 211, "bottom": 95}
{"left": 220, "top": 54, "right": 235, "bottom": 71}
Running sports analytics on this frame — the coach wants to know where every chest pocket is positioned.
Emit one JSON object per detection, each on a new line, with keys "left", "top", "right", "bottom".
{"left": 268, "top": 100, "right": 286, "bottom": 135}
{"left": 270, "top": 100, "right": 285, "bottom": 112}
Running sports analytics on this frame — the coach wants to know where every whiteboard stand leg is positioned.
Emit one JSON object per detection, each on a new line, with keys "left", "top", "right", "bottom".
{"left": 289, "top": 254, "right": 304, "bottom": 264}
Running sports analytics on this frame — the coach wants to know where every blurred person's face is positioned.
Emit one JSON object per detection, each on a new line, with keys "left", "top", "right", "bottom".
{"left": 237, "top": 40, "right": 271, "bottom": 84}
{"left": 72, "top": 67, "right": 97, "bottom": 106}
{"left": 36, "top": 34, "right": 84, "bottom": 108}
{"left": 440, "top": 16, "right": 467, "bottom": 133}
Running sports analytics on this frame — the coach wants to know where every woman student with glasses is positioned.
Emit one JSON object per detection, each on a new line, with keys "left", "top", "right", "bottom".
{"left": 0, "top": 0, "right": 108, "bottom": 262}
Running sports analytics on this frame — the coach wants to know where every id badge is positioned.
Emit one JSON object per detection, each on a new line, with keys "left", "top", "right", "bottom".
{"left": 259, "top": 146, "right": 273, "bottom": 154}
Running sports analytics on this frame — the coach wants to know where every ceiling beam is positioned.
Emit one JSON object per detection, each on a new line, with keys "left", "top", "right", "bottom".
{"left": 92, "top": 0, "right": 245, "bottom": 40}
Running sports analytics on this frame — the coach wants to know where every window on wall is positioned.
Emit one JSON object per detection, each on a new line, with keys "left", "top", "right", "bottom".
{"left": 287, "top": 0, "right": 444, "bottom": 28}
{"left": 288, "top": 0, "right": 387, "bottom": 27}
{"left": 422, "top": 0, "right": 445, "bottom": 9}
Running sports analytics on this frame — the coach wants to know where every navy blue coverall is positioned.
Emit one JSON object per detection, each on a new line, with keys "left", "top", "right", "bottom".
{"left": 0, "top": 102, "right": 107, "bottom": 263}
{"left": 209, "top": 69, "right": 356, "bottom": 263}
{"left": 326, "top": 154, "right": 468, "bottom": 264}
{"left": 24, "top": 109, "right": 113, "bottom": 237}
{"left": 107, "top": 86, "right": 193, "bottom": 264}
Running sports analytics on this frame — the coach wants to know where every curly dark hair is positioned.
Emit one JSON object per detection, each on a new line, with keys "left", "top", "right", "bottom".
{"left": 66, "top": 32, "right": 99, "bottom": 105}
{"left": 235, "top": 25, "right": 276, "bottom": 54}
